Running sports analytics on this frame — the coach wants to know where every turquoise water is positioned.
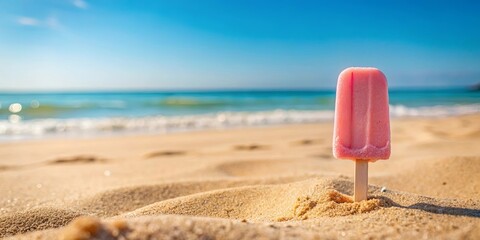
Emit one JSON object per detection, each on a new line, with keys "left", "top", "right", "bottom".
{"left": 0, "top": 90, "right": 336, "bottom": 120}
{"left": 1, "top": 89, "right": 479, "bottom": 120}
{"left": 0, "top": 89, "right": 479, "bottom": 139}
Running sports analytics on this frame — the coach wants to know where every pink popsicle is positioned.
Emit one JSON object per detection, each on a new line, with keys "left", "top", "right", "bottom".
{"left": 333, "top": 67, "right": 391, "bottom": 161}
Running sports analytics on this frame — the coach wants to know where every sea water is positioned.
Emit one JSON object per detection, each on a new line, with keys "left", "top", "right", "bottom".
{"left": 0, "top": 89, "right": 479, "bottom": 140}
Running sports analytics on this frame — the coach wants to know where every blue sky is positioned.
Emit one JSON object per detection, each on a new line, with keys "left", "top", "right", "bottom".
{"left": 0, "top": 0, "right": 479, "bottom": 91}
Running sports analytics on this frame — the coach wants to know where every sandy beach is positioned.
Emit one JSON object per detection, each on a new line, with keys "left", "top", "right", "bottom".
{"left": 1, "top": 114, "right": 479, "bottom": 239}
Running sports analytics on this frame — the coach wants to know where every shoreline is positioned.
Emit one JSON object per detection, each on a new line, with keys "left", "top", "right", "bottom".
{"left": 1, "top": 111, "right": 480, "bottom": 143}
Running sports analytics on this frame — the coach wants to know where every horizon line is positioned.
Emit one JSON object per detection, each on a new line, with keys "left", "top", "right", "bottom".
{"left": 0, "top": 86, "right": 475, "bottom": 94}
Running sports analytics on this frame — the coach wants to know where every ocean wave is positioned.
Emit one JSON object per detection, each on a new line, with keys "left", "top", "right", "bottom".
{"left": 0, "top": 110, "right": 332, "bottom": 138}
{"left": 147, "top": 97, "right": 335, "bottom": 108}
{"left": 389, "top": 104, "right": 480, "bottom": 117}
{"left": 0, "top": 104, "right": 479, "bottom": 140}
{"left": 148, "top": 98, "right": 228, "bottom": 108}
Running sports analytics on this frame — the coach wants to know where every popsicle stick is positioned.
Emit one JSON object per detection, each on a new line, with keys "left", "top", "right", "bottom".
{"left": 354, "top": 160, "right": 368, "bottom": 201}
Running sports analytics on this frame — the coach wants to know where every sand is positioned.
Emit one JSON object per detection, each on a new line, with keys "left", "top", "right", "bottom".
{"left": 1, "top": 114, "right": 479, "bottom": 239}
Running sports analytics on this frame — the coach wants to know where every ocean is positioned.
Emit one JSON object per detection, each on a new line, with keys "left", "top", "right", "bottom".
{"left": 0, "top": 89, "right": 479, "bottom": 140}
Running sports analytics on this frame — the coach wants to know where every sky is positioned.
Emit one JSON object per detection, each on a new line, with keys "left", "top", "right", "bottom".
{"left": 0, "top": 0, "right": 479, "bottom": 91}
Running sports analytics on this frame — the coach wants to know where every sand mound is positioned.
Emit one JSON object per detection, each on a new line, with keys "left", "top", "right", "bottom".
{"left": 11, "top": 210, "right": 480, "bottom": 240}
{"left": 285, "top": 190, "right": 381, "bottom": 220}
{"left": 77, "top": 182, "right": 220, "bottom": 217}
{"left": 124, "top": 178, "right": 384, "bottom": 221}
{"left": 0, "top": 207, "right": 84, "bottom": 238}
{"left": 1, "top": 178, "right": 307, "bottom": 238}
{"left": 374, "top": 156, "right": 480, "bottom": 200}
{"left": 5, "top": 177, "right": 480, "bottom": 240}
{"left": 76, "top": 177, "right": 311, "bottom": 217}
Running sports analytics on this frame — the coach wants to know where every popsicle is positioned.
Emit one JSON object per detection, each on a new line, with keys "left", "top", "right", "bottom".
{"left": 332, "top": 67, "right": 391, "bottom": 201}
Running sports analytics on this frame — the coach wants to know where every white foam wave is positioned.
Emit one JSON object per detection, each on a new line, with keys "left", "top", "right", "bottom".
{"left": 0, "top": 104, "right": 479, "bottom": 140}
{"left": 389, "top": 103, "right": 480, "bottom": 117}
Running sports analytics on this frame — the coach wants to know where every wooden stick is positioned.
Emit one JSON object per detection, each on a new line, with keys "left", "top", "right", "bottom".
{"left": 354, "top": 160, "right": 368, "bottom": 201}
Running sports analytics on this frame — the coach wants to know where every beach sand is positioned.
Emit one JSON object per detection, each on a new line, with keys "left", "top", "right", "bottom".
{"left": 1, "top": 114, "right": 479, "bottom": 239}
